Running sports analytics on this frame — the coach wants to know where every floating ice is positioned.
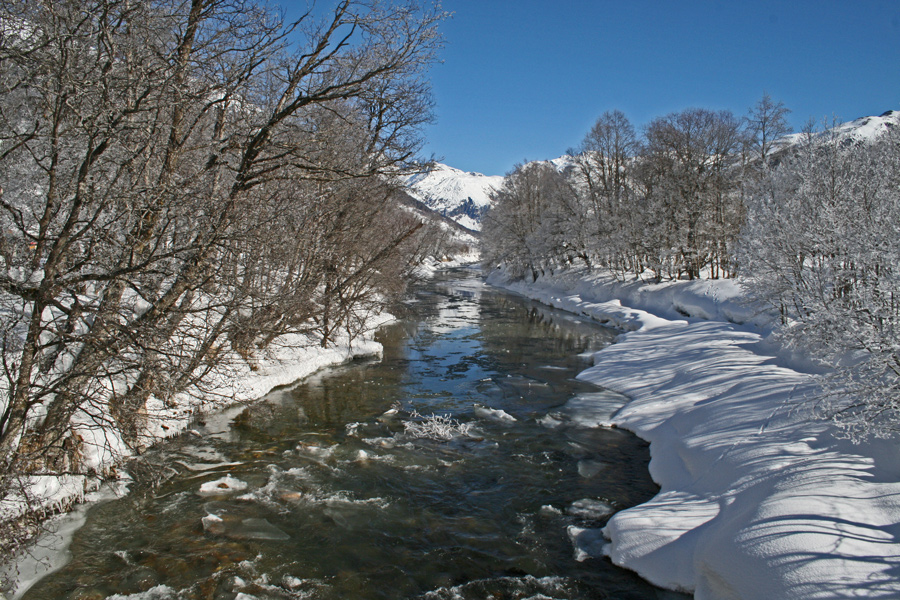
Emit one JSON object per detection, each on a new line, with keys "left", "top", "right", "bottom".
{"left": 363, "top": 436, "right": 397, "bottom": 448}
{"left": 106, "top": 585, "right": 178, "bottom": 599}
{"left": 538, "top": 414, "right": 563, "bottom": 429}
{"left": 567, "top": 526, "right": 607, "bottom": 562}
{"left": 567, "top": 498, "right": 614, "bottom": 520}
{"left": 231, "top": 518, "right": 289, "bottom": 541}
{"left": 201, "top": 513, "right": 225, "bottom": 535}
{"left": 197, "top": 475, "right": 249, "bottom": 496}
{"left": 473, "top": 405, "right": 517, "bottom": 423}
{"left": 378, "top": 406, "right": 400, "bottom": 422}
{"left": 577, "top": 459, "right": 607, "bottom": 478}
{"left": 174, "top": 460, "right": 243, "bottom": 472}
{"left": 295, "top": 442, "right": 336, "bottom": 458}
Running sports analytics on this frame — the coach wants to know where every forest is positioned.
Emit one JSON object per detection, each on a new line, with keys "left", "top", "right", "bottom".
{"left": 0, "top": 0, "right": 449, "bottom": 556}
{"left": 481, "top": 98, "right": 900, "bottom": 441}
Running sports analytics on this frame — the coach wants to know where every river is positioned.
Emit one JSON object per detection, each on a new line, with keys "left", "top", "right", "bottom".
{"left": 21, "top": 268, "right": 686, "bottom": 599}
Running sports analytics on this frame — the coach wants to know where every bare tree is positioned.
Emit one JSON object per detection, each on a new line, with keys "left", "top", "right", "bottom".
{"left": 0, "top": 0, "right": 445, "bottom": 552}
{"left": 642, "top": 108, "right": 744, "bottom": 279}
{"left": 746, "top": 92, "right": 792, "bottom": 165}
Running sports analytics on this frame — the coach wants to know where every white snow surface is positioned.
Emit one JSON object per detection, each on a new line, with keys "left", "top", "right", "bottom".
{"left": 402, "top": 163, "right": 504, "bottom": 230}
{"left": 487, "top": 266, "right": 900, "bottom": 599}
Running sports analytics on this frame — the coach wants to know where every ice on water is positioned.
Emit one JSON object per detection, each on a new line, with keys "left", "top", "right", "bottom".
{"left": 567, "top": 498, "right": 614, "bottom": 520}
{"left": 473, "top": 404, "right": 517, "bottom": 423}
{"left": 196, "top": 474, "right": 249, "bottom": 496}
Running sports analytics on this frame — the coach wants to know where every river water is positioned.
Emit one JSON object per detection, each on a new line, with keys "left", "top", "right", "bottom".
{"left": 22, "top": 268, "right": 686, "bottom": 599}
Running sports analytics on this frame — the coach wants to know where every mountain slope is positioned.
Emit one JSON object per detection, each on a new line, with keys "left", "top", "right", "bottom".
{"left": 403, "top": 163, "right": 504, "bottom": 231}
{"left": 776, "top": 109, "right": 899, "bottom": 149}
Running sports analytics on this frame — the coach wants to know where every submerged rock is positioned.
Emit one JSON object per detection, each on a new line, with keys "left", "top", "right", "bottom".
{"left": 231, "top": 518, "right": 290, "bottom": 541}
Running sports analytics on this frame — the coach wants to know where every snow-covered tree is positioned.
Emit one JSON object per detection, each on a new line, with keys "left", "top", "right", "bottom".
{"left": 740, "top": 122, "right": 900, "bottom": 438}
{"left": 572, "top": 110, "right": 642, "bottom": 276}
{"left": 481, "top": 162, "right": 573, "bottom": 281}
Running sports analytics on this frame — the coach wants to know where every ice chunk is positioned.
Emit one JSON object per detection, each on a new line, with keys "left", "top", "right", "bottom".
{"left": 567, "top": 526, "right": 607, "bottom": 562}
{"left": 230, "top": 518, "right": 289, "bottom": 541}
{"left": 201, "top": 513, "right": 226, "bottom": 535}
{"left": 197, "top": 475, "right": 249, "bottom": 496}
{"left": 567, "top": 498, "right": 614, "bottom": 520}
{"left": 473, "top": 405, "right": 517, "bottom": 423}
{"left": 538, "top": 414, "right": 563, "bottom": 428}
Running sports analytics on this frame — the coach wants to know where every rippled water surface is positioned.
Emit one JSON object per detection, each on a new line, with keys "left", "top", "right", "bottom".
{"left": 23, "top": 268, "right": 687, "bottom": 599}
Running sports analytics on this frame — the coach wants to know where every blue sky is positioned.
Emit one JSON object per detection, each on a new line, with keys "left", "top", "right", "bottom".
{"left": 416, "top": 0, "right": 900, "bottom": 175}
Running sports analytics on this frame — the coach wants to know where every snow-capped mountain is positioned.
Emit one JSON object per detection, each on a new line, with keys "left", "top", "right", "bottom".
{"left": 403, "top": 163, "right": 504, "bottom": 231}
{"left": 777, "top": 109, "right": 899, "bottom": 149}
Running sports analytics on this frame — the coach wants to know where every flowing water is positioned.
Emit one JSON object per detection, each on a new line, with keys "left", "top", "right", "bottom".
{"left": 21, "top": 268, "right": 687, "bottom": 600}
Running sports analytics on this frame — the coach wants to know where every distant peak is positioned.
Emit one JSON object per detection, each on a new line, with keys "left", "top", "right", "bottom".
{"left": 401, "top": 162, "right": 505, "bottom": 231}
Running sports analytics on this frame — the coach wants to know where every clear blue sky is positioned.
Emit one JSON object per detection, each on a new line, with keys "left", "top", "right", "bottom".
{"left": 283, "top": 1, "right": 900, "bottom": 176}
{"left": 418, "top": 0, "right": 900, "bottom": 175}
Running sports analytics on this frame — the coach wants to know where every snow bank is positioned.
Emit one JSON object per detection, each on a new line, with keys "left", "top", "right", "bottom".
{"left": 488, "top": 267, "right": 760, "bottom": 332}
{"left": 488, "top": 266, "right": 900, "bottom": 599}
{"left": 135, "top": 328, "right": 388, "bottom": 451}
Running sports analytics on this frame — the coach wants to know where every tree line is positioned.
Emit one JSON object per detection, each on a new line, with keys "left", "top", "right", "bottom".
{"left": 0, "top": 0, "right": 446, "bottom": 555}
{"left": 483, "top": 96, "right": 900, "bottom": 439}
{"left": 482, "top": 95, "right": 793, "bottom": 282}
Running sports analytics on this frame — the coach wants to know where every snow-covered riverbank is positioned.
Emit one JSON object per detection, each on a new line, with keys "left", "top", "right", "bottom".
{"left": 488, "top": 267, "right": 900, "bottom": 600}
{"left": 1, "top": 319, "right": 389, "bottom": 599}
